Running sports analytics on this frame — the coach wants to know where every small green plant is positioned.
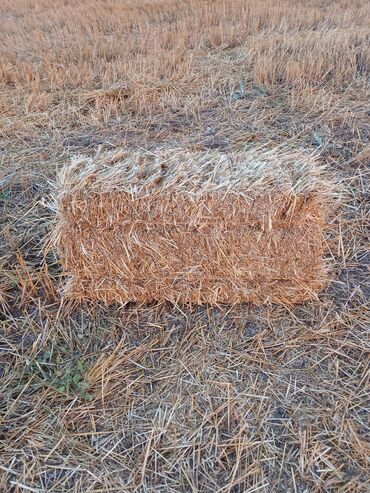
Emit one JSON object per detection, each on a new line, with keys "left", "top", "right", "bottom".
{"left": 25, "top": 346, "right": 94, "bottom": 401}
{"left": 312, "top": 130, "right": 324, "bottom": 147}
{"left": 0, "top": 190, "right": 8, "bottom": 202}
{"left": 251, "top": 84, "right": 268, "bottom": 97}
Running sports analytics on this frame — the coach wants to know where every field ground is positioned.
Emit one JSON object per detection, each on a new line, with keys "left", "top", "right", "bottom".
{"left": 0, "top": 0, "right": 369, "bottom": 491}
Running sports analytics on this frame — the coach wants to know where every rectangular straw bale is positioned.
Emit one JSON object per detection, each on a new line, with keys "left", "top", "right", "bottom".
{"left": 53, "top": 148, "right": 335, "bottom": 305}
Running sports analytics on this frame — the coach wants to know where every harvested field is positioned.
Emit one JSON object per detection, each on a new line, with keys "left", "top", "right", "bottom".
{"left": 1, "top": 1, "right": 369, "bottom": 492}
{"left": 54, "top": 149, "right": 335, "bottom": 305}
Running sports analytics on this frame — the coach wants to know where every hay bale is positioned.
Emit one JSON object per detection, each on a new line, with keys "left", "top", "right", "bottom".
{"left": 53, "top": 148, "right": 335, "bottom": 305}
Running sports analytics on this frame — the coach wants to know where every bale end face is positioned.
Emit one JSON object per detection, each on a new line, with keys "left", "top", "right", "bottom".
{"left": 53, "top": 148, "right": 336, "bottom": 305}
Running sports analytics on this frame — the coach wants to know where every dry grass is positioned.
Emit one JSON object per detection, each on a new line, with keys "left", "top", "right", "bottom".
{"left": 0, "top": 0, "right": 369, "bottom": 491}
